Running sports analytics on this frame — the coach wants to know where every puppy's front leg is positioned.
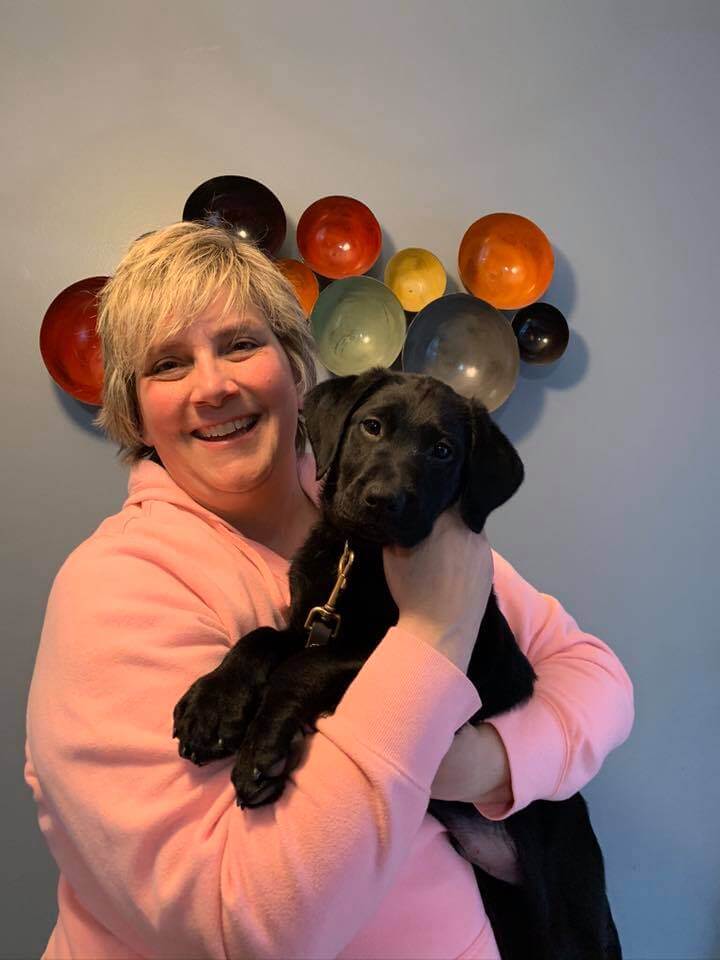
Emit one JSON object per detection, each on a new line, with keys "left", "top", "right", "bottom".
{"left": 467, "top": 591, "right": 536, "bottom": 723}
{"left": 232, "top": 649, "right": 365, "bottom": 808}
{"left": 174, "top": 626, "right": 304, "bottom": 765}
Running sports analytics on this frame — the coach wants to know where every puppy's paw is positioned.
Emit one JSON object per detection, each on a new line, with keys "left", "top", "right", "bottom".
{"left": 173, "top": 665, "right": 262, "bottom": 766}
{"left": 232, "top": 724, "right": 308, "bottom": 809}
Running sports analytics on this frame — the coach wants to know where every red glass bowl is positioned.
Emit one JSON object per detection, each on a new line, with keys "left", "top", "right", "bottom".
{"left": 40, "top": 276, "right": 108, "bottom": 405}
{"left": 297, "top": 195, "right": 382, "bottom": 279}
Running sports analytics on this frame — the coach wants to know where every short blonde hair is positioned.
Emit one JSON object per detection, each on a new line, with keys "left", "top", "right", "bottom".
{"left": 95, "top": 221, "right": 317, "bottom": 464}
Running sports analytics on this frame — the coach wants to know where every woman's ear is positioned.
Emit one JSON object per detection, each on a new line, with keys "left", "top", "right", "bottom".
{"left": 459, "top": 400, "right": 524, "bottom": 532}
{"left": 302, "top": 368, "right": 390, "bottom": 479}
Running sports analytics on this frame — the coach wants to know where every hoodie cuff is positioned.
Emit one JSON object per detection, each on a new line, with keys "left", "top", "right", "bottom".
{"left": 475, "top": 693, "right": 569, "bottom": 820}
{"left": 324, "top": 626, "right": 482, "bottom": 790}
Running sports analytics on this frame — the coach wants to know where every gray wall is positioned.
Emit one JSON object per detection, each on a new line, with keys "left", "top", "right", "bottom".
{"left": 3, "top": 1, "right": 718, "bottom": 957}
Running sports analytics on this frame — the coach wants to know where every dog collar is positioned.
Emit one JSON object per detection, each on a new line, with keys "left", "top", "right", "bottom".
{"left": 304, "top": 540, "right": 355, "bottom": 648}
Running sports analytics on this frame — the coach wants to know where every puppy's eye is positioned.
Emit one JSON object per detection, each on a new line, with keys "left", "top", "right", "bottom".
{"left": 361, "top": 417, "right": 382, "bottom": 437}
{"left": 432, "top": 441, "right": 453, "bottom": 460}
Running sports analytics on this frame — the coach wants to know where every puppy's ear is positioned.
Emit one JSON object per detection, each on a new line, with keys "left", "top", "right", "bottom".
{"left": 303, "top": 368, "right": 391, "bottom": 479}
{"left": 460, "top": 400, "right": 524, "bottom": 532}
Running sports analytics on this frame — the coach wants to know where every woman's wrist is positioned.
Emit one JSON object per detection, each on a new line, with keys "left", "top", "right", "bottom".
{"left": 430, "top": 721, "right": 513, "bottom": 807}
{"left": 396, "top": 614, "right": 475, "bottom": 673}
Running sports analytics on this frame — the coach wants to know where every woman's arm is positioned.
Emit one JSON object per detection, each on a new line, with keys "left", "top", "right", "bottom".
{"left": 430, "top": 721, "right": 513, "bottom": 806}
{"left": 429, "top": 551, "right": 634, "bottom": 818}
{"left": 26, "top": 524, "right": 482, "bottom": 959}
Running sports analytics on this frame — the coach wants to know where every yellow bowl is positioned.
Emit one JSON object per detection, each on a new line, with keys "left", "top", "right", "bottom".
{"left": 384, "top": 247, "right": 447, "bottom": 312}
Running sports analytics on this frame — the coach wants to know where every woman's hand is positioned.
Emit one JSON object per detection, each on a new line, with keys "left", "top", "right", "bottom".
{"left": 430, "top": 722, "right": 513, "bottom": 810}
{"left": 382, "top": 508, "right": 494, "bottom": 673}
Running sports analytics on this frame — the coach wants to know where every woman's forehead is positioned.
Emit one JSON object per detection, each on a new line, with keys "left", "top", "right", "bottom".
{"left": 144, "top": 297, "right": 268, "bottom": 352}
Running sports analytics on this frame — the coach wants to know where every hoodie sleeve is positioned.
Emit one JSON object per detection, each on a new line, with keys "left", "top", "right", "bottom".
{"left": 25, "top": 527, "right": 481, "bottom": 960}
{"left": 472, "top": 552, "right": 634, "bottom": 820}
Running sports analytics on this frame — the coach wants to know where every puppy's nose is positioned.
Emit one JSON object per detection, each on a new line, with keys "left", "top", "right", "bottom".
{"left": 363, "top": 486, "right": 406, "bottom": 515}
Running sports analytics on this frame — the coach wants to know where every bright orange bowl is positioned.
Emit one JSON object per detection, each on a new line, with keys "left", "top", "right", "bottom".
{"left": 275, "top": 258, "right": 320, "bottom": 317}
{"left": 458, "top": 212, "right": 554, "bottom": 310}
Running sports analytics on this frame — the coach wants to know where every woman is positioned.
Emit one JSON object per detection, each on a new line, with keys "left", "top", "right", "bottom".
{"left": 25, "top": 221, "right": 634, "bottom": 959}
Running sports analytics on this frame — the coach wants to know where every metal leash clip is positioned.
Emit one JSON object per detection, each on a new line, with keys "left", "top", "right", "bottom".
{"left": 304, "top": 541, "right": 355, "bottom": 648}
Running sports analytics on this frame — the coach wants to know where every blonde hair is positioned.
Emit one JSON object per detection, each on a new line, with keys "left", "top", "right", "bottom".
{"left": 95, "top": 221, "right": 317, "bottom": 464}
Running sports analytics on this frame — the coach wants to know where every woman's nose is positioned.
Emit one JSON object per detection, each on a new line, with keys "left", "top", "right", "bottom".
{"left": 189, "top": 358, "right": 241, "bottom": 406}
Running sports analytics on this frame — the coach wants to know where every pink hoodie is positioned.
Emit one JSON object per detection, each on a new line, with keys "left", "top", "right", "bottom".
{"left": 25, "top": 457, "right": 633, "bottom": 959}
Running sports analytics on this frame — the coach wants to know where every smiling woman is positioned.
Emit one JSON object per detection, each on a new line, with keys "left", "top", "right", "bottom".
{"left": 95, "top": 222, "right": 320, "bottom": 554}
{"left": 95, "top": 222, "right": 316, "bottom": 463}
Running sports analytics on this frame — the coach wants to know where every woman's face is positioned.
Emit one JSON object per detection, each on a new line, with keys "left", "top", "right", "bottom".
{"left": 136, "top": 295, "right": 301, "bottom": 514}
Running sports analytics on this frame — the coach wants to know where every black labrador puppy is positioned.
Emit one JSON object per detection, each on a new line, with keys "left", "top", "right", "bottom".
{"left": 174, "top": 368, "right": 622, "bottom": 960}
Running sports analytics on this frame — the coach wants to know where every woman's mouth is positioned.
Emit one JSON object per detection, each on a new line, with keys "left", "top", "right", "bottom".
{"left": 192, "top": 414, "right": 261, "bottom": 443}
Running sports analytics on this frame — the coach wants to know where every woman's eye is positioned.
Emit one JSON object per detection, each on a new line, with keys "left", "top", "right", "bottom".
{"left": 361, "top": 417, "right": 382, "bottom": 437}
{"left": 228, "top": 339, "right": 257, "bottom": 353}
{"left": 150, "top": 358, "right": 183, "bottom": 375}
{"left": 432, "top": 441, "right": 453, "bottom": 460}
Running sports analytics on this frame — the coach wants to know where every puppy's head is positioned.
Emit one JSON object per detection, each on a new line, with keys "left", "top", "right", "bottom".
{"left": 303, "top": 368, "right": 523, "bottom": 547}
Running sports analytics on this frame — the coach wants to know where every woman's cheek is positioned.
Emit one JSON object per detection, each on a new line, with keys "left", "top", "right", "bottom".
{"left": 138, "top": 382, "right": 183, "bottom": 441}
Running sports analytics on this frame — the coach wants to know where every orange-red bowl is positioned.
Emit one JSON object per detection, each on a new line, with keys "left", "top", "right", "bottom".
{"left": 297, "top": 195, "right": 382, "bottom": 279}
{"left": 40, "top": 277, "right": 108, "bottom": 405}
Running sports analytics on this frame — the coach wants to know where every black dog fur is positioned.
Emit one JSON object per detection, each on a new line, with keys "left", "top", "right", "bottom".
{"left": 174, "top": 368, "right": 622, "bottom": 960}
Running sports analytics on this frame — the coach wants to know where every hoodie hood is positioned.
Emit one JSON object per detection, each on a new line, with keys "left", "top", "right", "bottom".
{"left": 123, "top": 452, "right": 322, "bottom": 546}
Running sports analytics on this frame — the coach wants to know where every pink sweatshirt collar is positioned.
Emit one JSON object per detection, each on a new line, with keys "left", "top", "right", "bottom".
{"left": 123, "top": 453, "right": 322, "bottom": 570}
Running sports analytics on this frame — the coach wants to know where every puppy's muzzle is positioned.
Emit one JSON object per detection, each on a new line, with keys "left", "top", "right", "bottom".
{"left": 363, "top": 485, "right": 406, "bottom": 518}
{"left": 352, "top": 483, "right": 428, "bottom": 546}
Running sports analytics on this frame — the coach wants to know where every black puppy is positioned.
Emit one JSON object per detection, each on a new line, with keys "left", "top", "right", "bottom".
{"left": 174, "top": 368, "right": 621, "bottom": 960}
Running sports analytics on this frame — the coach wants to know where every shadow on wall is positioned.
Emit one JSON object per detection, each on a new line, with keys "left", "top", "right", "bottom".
{"left": 493, "top": 329, "right": 589, "bottom": 443}
{"left": 278, "top": 213, "right": 299, "bottom": 261}
{"left": 367, "top": 225, "right": 397, "bottom": 282}
{"left": 544, "top": 246, "right": 577, "bottom": 319}
{"left": 53, "top": 383, "right": 105, "bottom": 440}
{"left": 491, "top": 245, "right": 588, "bottom": 443}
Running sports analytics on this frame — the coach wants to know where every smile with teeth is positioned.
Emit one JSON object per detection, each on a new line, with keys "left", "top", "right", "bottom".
{"left": 193, "top": 415, "right": 260, "bottom": 441}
